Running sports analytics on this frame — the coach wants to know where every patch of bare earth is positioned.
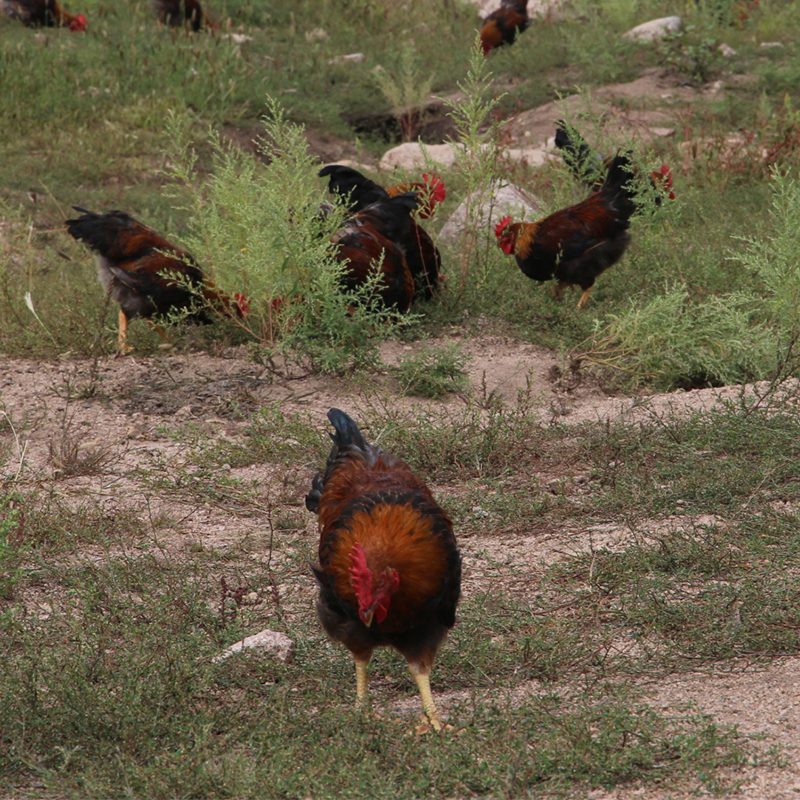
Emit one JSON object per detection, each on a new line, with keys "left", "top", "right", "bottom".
{"left": 2, "top": 336, "right": 799, "bottom": 796}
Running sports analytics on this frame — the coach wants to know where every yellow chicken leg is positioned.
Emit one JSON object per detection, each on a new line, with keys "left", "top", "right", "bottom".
{"left": 576, "top": 285, "right": 594, "bottom": 310}
{"left": 117, "top": 310, "right": 133, "bottom": 354}
{"left": 354, "top": 656, "right": 371, "bottom": 706}
{"left": 409, "top": 662, "right": 443, "bottom": 731}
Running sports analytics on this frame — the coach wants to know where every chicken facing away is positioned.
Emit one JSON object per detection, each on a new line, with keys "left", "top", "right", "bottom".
{"left": 554, "top": 121, "right": 675, "bottom": 207}
{"left": 319, "top": 165, "right": 443, "bottom": 301}
{"left": 480, "top": 0, "right": 529, "bottom": 54}
{"left": 65, "top": 207, "right": 245, "bottom": 353}
{"left": 329, "top": 193, "right": 418, "bottom": 312}
{"left": 152, "top": 0, "right": 216, "bottom": 30}
{"left": 495, "top": 153, "right": 637, "bottom": 310}
{"left": 306, "top": 408, "right": 461, "bottom": 731}
{"left": 2, "top": 0, "right": 86, "bottom": 29}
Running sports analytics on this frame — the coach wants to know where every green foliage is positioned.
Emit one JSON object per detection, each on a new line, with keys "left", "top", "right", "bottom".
{"left": 580, "top": 285, "right": 776, "bottom": 390}
{"left": 444, "top": 41, "right": 510, "bottom": 298}
{"left": 166, "top": 100, "right": 410, "bottom": 372}
{"left": 372, "top": 45, "right": 435, "bottom": 142}
{"left": 391, "top": 343, "right": 470, "bottom": 398}
{"left": 0, "top": 492, "right": 23, "bottom": 600}
{"left": 658, "top": 20, "right": 722, "bottom": 84}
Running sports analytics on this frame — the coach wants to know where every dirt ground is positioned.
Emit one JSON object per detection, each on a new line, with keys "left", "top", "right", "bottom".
{"left": 2, "top": 336, "right": 800, "bottom": 799}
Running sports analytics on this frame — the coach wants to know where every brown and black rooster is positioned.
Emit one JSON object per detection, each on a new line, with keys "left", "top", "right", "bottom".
{"left": 480, "top": 0, "right": 528, "bottom": 54}
{"left": 495, "top": 153, "right": 637, "bottom": 309}
{"left": 2, "top": 0, "right": 86, "bottom": 29}
{"left": 306, "top": 408, "right": 461, "bottom": 731}
{"left": 328, "top": 193, "right": 420, "bottom": 312}
{"left": 319, "top": 165, "right": 444, "bottom": 302}
{"left": 152, "top": 0, "right": 216, "bottom": 30}
{"left": 66, "top": 207, "right": 245, "bottom": 352}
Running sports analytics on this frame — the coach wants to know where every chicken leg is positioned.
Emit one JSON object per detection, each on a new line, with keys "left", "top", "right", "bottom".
{"left": 408, "top": 661, "right": 443, "bottom": 731}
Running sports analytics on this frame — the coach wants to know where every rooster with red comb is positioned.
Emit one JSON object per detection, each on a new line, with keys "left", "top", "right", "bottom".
{"left": 306, "top": 408, "right": 461, "bottom": 731}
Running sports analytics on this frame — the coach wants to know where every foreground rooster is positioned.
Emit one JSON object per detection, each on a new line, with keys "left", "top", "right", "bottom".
{"left": 152, "top": 0, "right": 216, "bottom": 30}
{"left": 306, "top": 408, "right": 461, "bottom": 731}
{"left": 66, "top": 208, "right": 244, "bottom": 353}
{"left": 2, "top": 0, "right": 86, "bottom": 29}
{"left": 319, "top": 165, "right": 444, "bottom": 301}
{"left": 480, "top": 0, "right": 529, "bottom": 54}
{"left": 495, "top": 154, "right": 637, "bottom": 309}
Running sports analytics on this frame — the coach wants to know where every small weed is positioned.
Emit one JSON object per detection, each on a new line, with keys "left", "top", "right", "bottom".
{"left": 391, "top": 343, "right": 470, "bottom": 399}
{"left": 658, "top": 21, "right": 722, "bottom": 85}
{"left": 48, "top": 427, "right": 113, "bottom": 478}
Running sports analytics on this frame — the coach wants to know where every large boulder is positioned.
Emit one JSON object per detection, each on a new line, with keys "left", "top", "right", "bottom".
{"left": 623, "top": 16, "right": 681, "bottom": 43}
{"left": 379, "top": 142, "right": 459, "bottom": 172}
{"left": 438, "top": 183, "right": 544, "bottom": 245}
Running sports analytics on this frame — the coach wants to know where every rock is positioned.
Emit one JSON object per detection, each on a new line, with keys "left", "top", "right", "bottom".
{"left": 328, "top": 53, "right": 365, "bottom": 65}
{"left": 504, "top": 147, "right": 550, "bottom": 167}
{"left": 221, "top": 33, "right": 254, "bottom": 44}
{"left": 305, "top": 27, "right": 328, "bottom": 42}
{"left": 473, "top": 0, "right": 568, "bottom": 20}
{"left": 623, "top": 16, "right": 681, "bottom": 43}
{"left": 379, "top": 142, "right": 458, "bottom": 172}
{"left": 438, "top": 183, "right": 545, "bottom": 245}
{"left": 760, "top": 42, "right": 784, "bottom": 49}
{"left": 650, "top": 127, "right": 675, "bottom": 138}
{"left": 718, "top": 43, "right": 737, "bottom": 58}
{"left": 212, "top": 628, "right": 295, "bottom": 664}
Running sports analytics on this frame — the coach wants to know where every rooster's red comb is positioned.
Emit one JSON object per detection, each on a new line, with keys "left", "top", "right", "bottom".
{"left": 495, "top": 215, "right": 512, "bottom": 238}
{"left": 422, "top": 173, "right": 446, "bottom": 205}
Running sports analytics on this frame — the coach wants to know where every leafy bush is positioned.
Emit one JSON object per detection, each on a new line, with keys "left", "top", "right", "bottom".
{"left": 165, "top": 100, "right": 411, "bottom": 373}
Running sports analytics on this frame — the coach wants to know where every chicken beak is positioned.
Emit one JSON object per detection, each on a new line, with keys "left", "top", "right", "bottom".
{"left": 361, "top": 609, "right": 375, "bottom": 627}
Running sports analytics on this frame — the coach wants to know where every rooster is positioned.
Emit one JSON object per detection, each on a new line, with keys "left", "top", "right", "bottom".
{"left": 495, "top": 153, "right": 637, "bottom": 309}
{"left": 319, "top": 165, "right": 443, "bottom": 300}
{"left": 152, "top": 0, "right": 216, "bottom": 30}
{"left": 306, "top": 408, "right": 461, "bottom": 731}
{"left": 2, "top": 0, "right": 86, "bottom": 29}
{"left": 480, "top": 0, "right": 529, "bottom": 54}
{"left": 329, "top": 193, "right": 418, "bottom": 312}
{"left": 554, "top": 121, "right": 675, "bottom": 206}
{"left": 65, "top": 208, "right": 245, "bottom": 353}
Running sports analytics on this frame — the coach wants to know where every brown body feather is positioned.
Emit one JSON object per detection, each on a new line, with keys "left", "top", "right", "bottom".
{"left": 152, "top": 0, "right": 215, "bottom": 30}
{"left": 320, "top": 165, "right": 443, "bottom": 302}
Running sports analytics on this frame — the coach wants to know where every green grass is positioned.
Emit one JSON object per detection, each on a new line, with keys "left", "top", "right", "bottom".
{"left": 3, "top": 0, "right": 800, "bottom": 794}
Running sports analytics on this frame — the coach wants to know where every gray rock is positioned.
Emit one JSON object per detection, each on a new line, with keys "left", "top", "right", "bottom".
{"left": 212, "top": 628, "right": 295, "bottom": 664}
{"left": 623, "top": 16, "right": 681, "bottom": 43}
{"left": 438, "top": 183, "right": 544, "bottom": 245}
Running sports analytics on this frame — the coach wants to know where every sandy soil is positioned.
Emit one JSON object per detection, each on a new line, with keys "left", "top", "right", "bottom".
{"left": 2, "top": 336, "right": 799, "bottom": 798}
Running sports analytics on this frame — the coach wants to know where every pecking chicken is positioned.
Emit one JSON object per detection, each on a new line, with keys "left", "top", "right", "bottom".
{"left": 495, "top": 153, "right": 637, "bottom": 309}
{"left": 554, "top": 121, "right": 675, "bottom": 207}
{"left": 65, "top": 207, "right": 245, "bottom": 353}
{"left": 306, "top": 408, "right": 461, "bottom": 731}
{"left": 319, "top": 165, "right": 443, "bottom": 300}
{"left": 480, "top": 0, "right": 529, "bottom": 54}
{"left": 2, "top": 0, "right": 86, "bottom": 29}
{"left": 152, "top": 0, "right": 216, "bottom": 31}
{"left": 329, "top": 193, "right": 418, "bottom": 312}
